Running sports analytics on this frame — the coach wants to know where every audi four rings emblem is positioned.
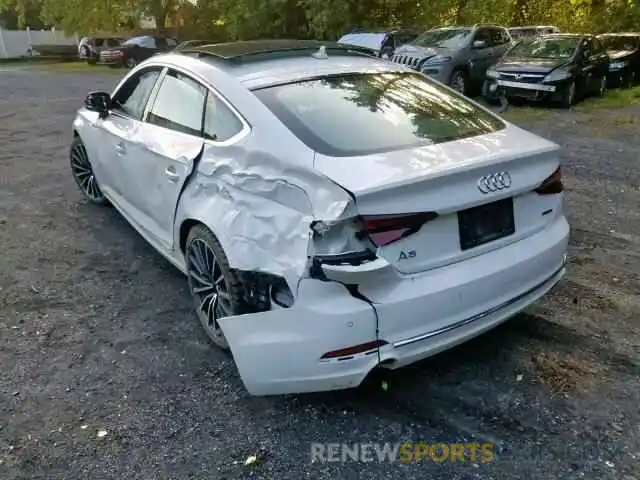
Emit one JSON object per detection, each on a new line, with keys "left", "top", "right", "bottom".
{"left": 477, "top": 172, "right": 512, "bottom": 194}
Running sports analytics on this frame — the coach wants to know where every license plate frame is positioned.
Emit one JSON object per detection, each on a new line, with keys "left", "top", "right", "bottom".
{"left": 458, "top": 198, "right": 516, "bottom": 251}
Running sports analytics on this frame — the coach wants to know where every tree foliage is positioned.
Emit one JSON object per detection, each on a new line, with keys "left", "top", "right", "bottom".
{"left": 0, "top": 0, "right": 638, "bottom": 37}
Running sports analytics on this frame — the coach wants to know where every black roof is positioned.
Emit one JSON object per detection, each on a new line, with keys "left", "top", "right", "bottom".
{"left": 178, "top": 39, "right": 377, "bottom": 63}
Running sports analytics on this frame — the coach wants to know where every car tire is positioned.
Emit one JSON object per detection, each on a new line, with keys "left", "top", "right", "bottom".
{"left": 482, "top": 80, "right": 500, "bottom": 105}
{"left": 69, "top": 136, "right": 109, "bottom": 205}
{"left": 560, "top": 80, "right": 576, "bottom": 108}
{"left": 623, "top": 70, "right": 635, "bottom": 88}
{"left": 125, "top": 58, "right": 138, "bottom": 68}
{"left": 597, "top": 74, "right": 607, "bottom": 97}
{"left": 449, "top": 69, "right": 468, "bottom": 95}
{"left": 185, "top": 225, "right": 258, "bottom": 351}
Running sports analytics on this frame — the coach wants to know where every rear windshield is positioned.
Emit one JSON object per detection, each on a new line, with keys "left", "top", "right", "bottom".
{"left": 253, "top": 72, "right": 505, "bottom": 157}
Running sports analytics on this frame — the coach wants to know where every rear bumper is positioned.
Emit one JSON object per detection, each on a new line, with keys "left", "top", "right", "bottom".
{"left": 219, "top": 215, "right": 569, "bottom": 396}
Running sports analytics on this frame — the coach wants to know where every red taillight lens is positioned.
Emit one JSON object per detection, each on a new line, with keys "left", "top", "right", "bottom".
{"left": 358, "top": 212, "right": 438, "bottom": 246}
{"left": 535, "top": 167, "right": 563, "bottom": 195}
{"left": 320, "top": 340, "right": 388, "bottom": 360}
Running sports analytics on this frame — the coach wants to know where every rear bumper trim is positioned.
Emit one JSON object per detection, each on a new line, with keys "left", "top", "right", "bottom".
{"left": 392, "top": 253, "right": 567, "bottom": 348}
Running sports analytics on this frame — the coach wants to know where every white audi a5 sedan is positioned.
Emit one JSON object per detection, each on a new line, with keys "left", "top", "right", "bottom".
{"left": 69, "top": 39, "right": 569, "bottom": 396}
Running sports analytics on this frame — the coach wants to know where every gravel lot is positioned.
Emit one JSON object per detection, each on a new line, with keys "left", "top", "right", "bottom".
{"left": 1, "top": 67, "right": 638, "bottom": 480}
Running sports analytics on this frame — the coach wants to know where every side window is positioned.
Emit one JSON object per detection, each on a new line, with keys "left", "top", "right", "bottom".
{"left": 203, "top": 92, "right": 244, "bottom": 142}
{"left": 167, "top": 38, "right": 178, "bottom": 46}
{"left": 147, "top": 69, "right": 207, "bottom": 136}
{"left": 581, "top": 38, "right": 593, "bottom": 57}
{"left": 592, "top": 38, "right": 604, "bottom": 54}
{"left": 155, "top": 37, "right": 168, "bottom": 48}
{"left": 111, "top": 67, "right": 162, "bottom": 119}
{"left": 473, "top": 28, "right": 491, "bottom": 47}
{"left": 489, "top": 28, "right": 506, "bottom": 46}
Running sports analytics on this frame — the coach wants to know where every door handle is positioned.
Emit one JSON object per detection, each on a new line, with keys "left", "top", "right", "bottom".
{"left": 115, "top": 142, "right": 126, "bottom": 155}
{"left": 164, "top": 166, "right": 180, "bottom": 182}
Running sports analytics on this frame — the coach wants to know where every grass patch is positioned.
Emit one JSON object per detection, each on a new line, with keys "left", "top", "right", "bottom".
{"left": 500, "top": 106, "right": 552, "bottom": 122}
{"left": 575, "top": 85, "right": 640, "bottom": 111}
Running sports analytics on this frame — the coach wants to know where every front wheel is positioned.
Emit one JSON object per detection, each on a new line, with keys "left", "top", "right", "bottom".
{"left": 69, "top": 136, "right": 108, "bottom": 205}
{"left": 560, "top": 80, "right": 576, "bottom": 108}
{"left": 449, "top": 69, "right": 468, "bottom": 95}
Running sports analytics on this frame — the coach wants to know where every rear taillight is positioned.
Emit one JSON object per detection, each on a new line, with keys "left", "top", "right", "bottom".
{"left": 535, "top": 166, "right": 563, "bottom": 195}
{"left": 358, "top": 212, "right": 438, "bottom": 246}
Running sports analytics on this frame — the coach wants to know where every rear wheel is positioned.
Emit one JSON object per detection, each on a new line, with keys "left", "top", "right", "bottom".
{"left": 69, "top": 136, "right": 108, "bottom": 205}
{"left": 623, "top": 70, "right": 636, "bottom": 88}
{"left": 185, "top": 225, "right": 256, "bottom": 350}
{"left": 125, "top": 58, "right": 138, "bottom": 68}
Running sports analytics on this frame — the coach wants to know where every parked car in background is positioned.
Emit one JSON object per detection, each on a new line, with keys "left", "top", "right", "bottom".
{"left": 508, "top": 26, "right": 560, "bottom": 40}
{"left": 483, "top": 34, "right": 609, "bottom": 107}
{"left": 338, "top": 29, "right": 420, "bottom": 58}
{"left": 173, "top": 40, "right": 213, "bottom": 51}
{"left": 100, "top": 35, "right": 178, "bottom": 68}
{"left": 390, "top": 24, "right": 512, "bottom": 95}
{"left": 70, "top": 39, "right": 568, "bottom": 396}
{"left": 78, "top": 36, "right": 124, "bottom": 64}
{"left": 597, "top": 32, "right": 640, "bottom": 88}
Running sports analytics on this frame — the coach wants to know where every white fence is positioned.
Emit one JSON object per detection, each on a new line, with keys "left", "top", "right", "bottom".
{"left": 0, "top": 27, "right": 79, "bottom": 58}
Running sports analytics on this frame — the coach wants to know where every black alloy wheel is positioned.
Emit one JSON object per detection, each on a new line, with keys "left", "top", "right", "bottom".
{"left": 69, "top": 137, "right": 108, "bottom": 205}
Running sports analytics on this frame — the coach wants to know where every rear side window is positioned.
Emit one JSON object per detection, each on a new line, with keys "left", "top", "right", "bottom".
{"left": 147, "top": 69, "right": 207, "bottom": 136}
{"left": 254, "top": 72, "right": 505, "bottom": 157}
{"left": 203, "top": 92, "right": 244, "bottom": 142}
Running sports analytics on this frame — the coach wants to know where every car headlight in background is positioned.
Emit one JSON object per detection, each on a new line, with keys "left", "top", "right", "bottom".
{"left": 543, "top": 69, "right": 572, "bottom": 83}
{"left": 422, "top": 55, "right": 452, "bottom": 66}
{"left": 609, "top": 61, "right": 628, "bottom": 71}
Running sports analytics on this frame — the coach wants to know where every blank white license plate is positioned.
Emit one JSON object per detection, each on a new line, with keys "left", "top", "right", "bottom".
{"left": 496, "top": 80, "right": 556, "bottom": 92}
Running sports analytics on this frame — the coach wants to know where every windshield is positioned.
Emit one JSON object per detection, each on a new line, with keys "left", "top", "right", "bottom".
{"left": 123, "top": 36, "right": 155, "bottom": 48}
{"left": 412, "top": 28, "right": 472, "bottom": 49}
{"left": 508, "top": 37, "right": 579, "bottom": 59}
{"left": 254, "top": 72, "right": 504, "bottom": 157}
{"left": 599, "top": 35, "right": 640, "bottom": 51}
{"left": 338, "top": 33, "right": 386, "bottom": 51}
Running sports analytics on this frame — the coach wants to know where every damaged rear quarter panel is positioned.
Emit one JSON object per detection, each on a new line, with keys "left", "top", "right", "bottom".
{"left": 174, "top": 130, "right": 353, "bottom": 295}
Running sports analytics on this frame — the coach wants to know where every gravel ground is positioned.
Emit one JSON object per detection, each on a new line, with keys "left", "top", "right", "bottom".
{"left": 0, "top": 68, "right": 638, "bottom": 480}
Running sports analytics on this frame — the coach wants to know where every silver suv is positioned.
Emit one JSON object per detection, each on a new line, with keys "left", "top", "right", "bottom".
{"left": 390, "top": 24, "right": 513, "bottom": 95}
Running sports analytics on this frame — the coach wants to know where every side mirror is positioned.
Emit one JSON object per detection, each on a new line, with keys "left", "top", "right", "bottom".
{"left": 84, "top": 91, "right": 111, "bottom": 117}
{"left": 472, "top": 40, "right": 487, "bottom": 49}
